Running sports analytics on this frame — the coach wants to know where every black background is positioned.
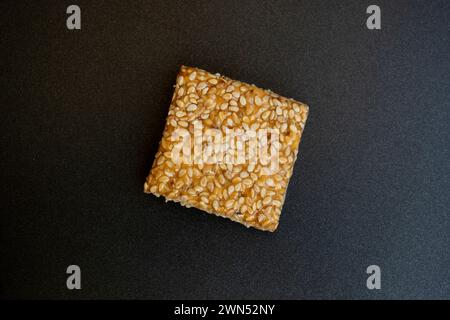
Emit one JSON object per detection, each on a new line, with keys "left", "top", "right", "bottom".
{"left": 1, "top": 0, "right": 449, "bottom": 299}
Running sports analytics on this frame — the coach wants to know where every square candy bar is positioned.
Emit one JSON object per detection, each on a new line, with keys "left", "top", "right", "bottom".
{"left": 144, "top": 66, "right": 309, "bottom": 231}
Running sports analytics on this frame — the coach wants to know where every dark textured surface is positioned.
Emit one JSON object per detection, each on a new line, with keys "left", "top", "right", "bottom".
{"left": 1, "top": 0, "right": 449, "bottom": 299}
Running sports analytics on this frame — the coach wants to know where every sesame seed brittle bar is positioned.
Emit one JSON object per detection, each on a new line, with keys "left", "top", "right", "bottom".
{"left": 144, "top": 66, "right": 309, "bottom": 231}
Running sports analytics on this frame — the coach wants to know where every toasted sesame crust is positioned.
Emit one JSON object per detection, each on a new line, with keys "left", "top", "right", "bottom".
{"left": 144, "top": 66, "right": 309, "bottom": 231}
